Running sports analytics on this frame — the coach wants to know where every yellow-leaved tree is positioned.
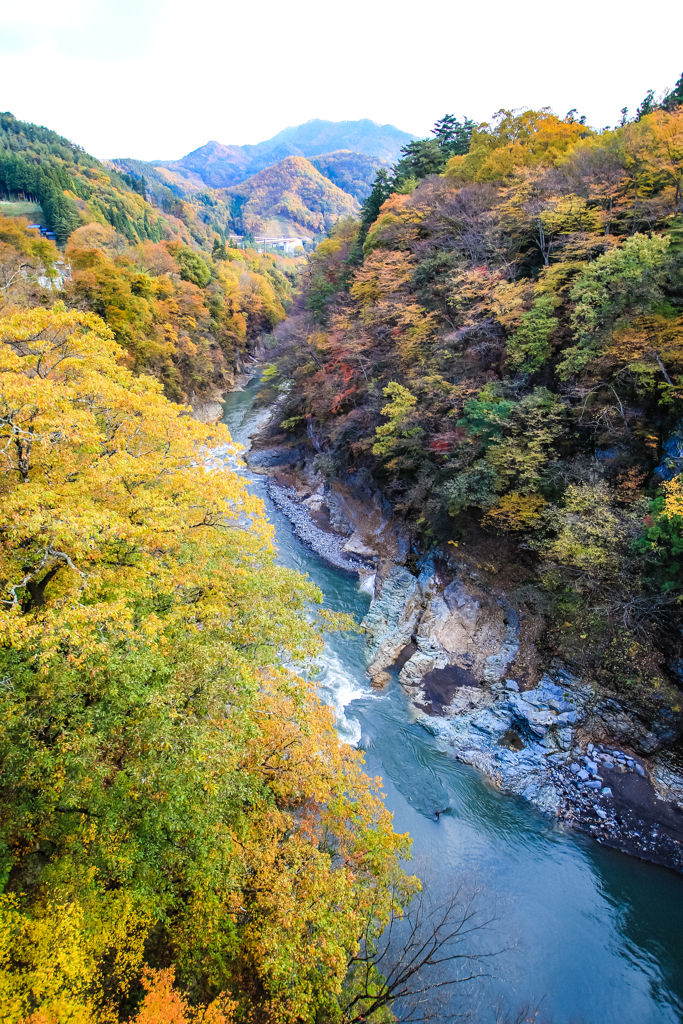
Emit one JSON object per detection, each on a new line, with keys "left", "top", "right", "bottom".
{"left": 0, "top": 305, "right": 414, "bottom": 1023}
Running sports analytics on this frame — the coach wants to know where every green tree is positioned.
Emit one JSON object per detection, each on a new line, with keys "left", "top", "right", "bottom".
{"left": 558, "top": 233, "right": 671, "bottom": 377}
{"left": 637, "top": 89, "right": 657, "bottom": 121}
{"left": 662, "top": 72, "right": 683, "bottom": 112}
{"left": 507, "top": 294, "right": 559, "bottom": 371}
{"left": 359, "top": 169, "right": 394, "bottom": 241}
{"left": 174, "top": 246, "right": 213, "bottom": 286}
{"left": 212, "top": 236, "right": 227, "bottom": 261}
{"left": 393, "top": 138, "right": 449, "bottom": 183}
{"left": 634, "top": 487, "right": 683, "bottom": 595}
{"left": 431, "top": 114, "right": 475, "bottom": 155}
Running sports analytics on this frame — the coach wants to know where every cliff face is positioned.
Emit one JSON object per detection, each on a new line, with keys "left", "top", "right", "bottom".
{"left": 363, "top": 548, "right": 683, "bottom": 869}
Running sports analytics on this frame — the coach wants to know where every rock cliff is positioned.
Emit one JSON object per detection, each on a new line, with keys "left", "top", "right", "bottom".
{"left": 363, "top": 555, "right": 683, "bottom": 870}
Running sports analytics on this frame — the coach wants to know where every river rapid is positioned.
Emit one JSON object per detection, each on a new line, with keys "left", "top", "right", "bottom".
{"left": 222, "top": 379, "right": 683, "bottom": 1024}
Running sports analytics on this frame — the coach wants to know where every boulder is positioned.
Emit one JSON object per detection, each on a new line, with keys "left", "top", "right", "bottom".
{"left": 363, "top": 566, "right": 421, "bottom": 676}
{"left": 370, "top": 671, "right": 391, "bottom": 689}
{"left": 343, "top": 532, "right": 377, "bottom": 558}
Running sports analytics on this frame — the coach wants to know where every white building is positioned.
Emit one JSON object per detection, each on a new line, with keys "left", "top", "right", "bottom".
{"left": 228, "top": 235, "right": 311, "bottom": 253}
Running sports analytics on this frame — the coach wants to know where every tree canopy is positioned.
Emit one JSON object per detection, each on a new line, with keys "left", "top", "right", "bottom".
{"left": 0, "top": 303, "right": 414, "bottom": 1023}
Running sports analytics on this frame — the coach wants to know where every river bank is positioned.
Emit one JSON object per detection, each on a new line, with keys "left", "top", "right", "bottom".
{"left": 242, "top": 420, "right": 683, "bottom": 875}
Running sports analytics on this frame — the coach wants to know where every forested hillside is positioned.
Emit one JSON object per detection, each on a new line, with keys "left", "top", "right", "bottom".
{"left": 109, "top": 152, "right": 375, "bottom": 245}
{"left": 225, "top": 156, "right": 359, "bottom": 238}
{"left": 0, "top": 111, "right": 164, "bottom": 246}
{"left": 269, "top": 86, "right": 683, "bottom": 697}
{"left": 0, "top": 112, "right": 301, "bottom": 402}
{"left": 309, "top": 151, "right": 385, "bottom": 202}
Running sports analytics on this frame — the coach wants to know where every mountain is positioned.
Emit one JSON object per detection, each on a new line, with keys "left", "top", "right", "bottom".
{"left": 167, "top": 140, "right": 254, "bottom": 189}
{"left": 225, "top": 156, "right": 359, "bottom": 237}
{"left": 308, "top": 150, "right": 385, "bottom": 202}
{"left": 246, "top": 118, "right": 415, "bottom": 163}
{"left": 112, "top": 119, "right": 415, "bottom": 194}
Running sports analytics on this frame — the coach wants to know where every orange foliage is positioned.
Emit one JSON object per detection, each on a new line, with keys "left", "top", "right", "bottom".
{"left": 132, "top": 969, "right": 236, "bottom": 1024}
{"left": 363, "top": 193, "right": 424, "bottom": 251}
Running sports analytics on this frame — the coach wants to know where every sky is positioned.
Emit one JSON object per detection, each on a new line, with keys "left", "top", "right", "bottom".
{"left": 0, "top": 0, "right": 681, "bottom": 161}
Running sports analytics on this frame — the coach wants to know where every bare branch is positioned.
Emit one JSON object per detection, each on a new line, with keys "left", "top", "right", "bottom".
{"left": 342, "top": 887, "right": 503, "bottom": 1024}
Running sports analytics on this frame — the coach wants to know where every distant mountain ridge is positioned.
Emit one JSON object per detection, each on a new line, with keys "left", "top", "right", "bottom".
{"left": 113, "top": 119, "right": 415, "bottom": 193}
{"left": 107, "top": 119, "right": 417, "bottom": 240}
{"left": 242, "top": 118, "right": 414, "bottom": 162}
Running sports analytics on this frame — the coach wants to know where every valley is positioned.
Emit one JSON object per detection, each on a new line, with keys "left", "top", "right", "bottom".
{"left": 1, "top": 84, "right": 683, "bottom": 1024}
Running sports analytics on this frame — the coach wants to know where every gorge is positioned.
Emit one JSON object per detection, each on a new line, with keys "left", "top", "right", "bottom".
{"left": 221, "top": 374, "right": 683, "bottom": 1024}
{"left": 2, "top": 90, "right": 683, "bottom": 1024}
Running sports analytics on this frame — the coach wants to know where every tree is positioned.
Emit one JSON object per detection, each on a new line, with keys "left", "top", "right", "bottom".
{"left": 393, "top": 139, "right": 449, "bottom": 184}
{"left": 482, "top": 492, "right": 548, "bottom": 532}
{"left": 444, "top": 109, "right": 592, "bottom": 183}
{"left": 662, "top": 72, "right": 683, "bottom": 112}
{"left": 172, "top": 246, "right": 213, "bottom": 287}
{"left": 637, "top": 89, "right": 657, "bottom": 120}
{"left": 431, "top": 114, "right": 476, "bottom": 156}
{"left": 651, "top": 108, "right": 683, "bottom": 215}
{"left": 341, "top": 888, "right": 498, "bottom": 1024}
{"left": 131, "top": 968, "right": 236, "bottom": 1023}
{"left": 212, "top": 236, "right": 228, "bottom": 261}
{"left": 0, "top": 303, "right": 414, "bottom": 1023}
{"left": 359, "top": 168, "right": 394, "bottom": 241}
{"left": 558, "top": 233, "right": 671, "bottom": 377}
{"left": 507, "top": 294, "right": 559, "bottom": 370}
{"left": 372, "top": 381, "right": 419, "bottom": 456}
{"left": 636, "top": 482, "right": 683, "bottom": 595}
{"left": 619, "top": 118, "right": 656, "bottom": 233}
{"left": 564, "top": 131, "right": 626, "bottom": 234}
{"left": 394, "top": 116, "right": 476, "bottom": 189}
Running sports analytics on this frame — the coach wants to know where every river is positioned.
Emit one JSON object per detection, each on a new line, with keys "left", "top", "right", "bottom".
{"left": 222, "top": 378, "right": 683, "bottom": 1024}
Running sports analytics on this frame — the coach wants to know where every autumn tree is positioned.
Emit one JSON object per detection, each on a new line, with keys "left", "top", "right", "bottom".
{"left": 0, "top": 304, "right": 415, "bottom": 1024}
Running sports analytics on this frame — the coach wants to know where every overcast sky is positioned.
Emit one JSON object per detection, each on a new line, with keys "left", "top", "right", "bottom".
{"left": 1, "top": 0, "right": 681, "bottom": 161}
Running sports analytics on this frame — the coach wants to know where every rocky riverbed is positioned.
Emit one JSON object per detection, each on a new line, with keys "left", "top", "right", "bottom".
{"left": 243, "top": 431, "right": 683, "bottom": 873}
{"left": 364, "top": 557, "right": 683, "bottom": 872}
{"left": 266, "top": 482, "right": 371, "bottom": 575}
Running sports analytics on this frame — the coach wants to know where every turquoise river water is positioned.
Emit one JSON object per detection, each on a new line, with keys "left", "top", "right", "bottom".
{"left": 222, "top": 379, "right": 683, "bottom": 1024}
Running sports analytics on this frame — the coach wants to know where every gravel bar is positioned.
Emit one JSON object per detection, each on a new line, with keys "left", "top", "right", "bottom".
{"left": 266, "top": 482, "right": 370, "bottom": 576}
